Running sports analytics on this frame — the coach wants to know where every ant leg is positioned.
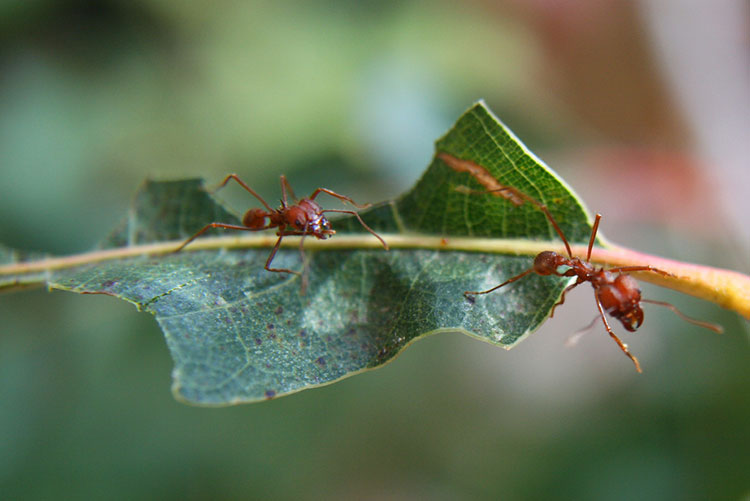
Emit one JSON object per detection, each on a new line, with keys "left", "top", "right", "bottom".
{"left": 550, "top": 280, "right": 581, "bottom": 317}
{"left": 279, "top": 175, "right": 298, "bottom": 207}
{"left": 532, "top": 203, "right": 574, "bottom": 259}
{"left": 465, "top": 268, "right": 535, "bottom": 297}
{"left": 174, "top": 223, "right": 268, "bottom": 252}
{"left": 264, "top": 233, "right": 301, "bottom": 275}
{"left": 321, "top": 209, "right": 389, "bottom": 249}
{"left": 453, "top": 181, "right": 575, "bottom": 258}
{"left": 309, "top": 188, "right": 371, "bottom": 209}
{"left": 218, "top": 174, "right": 274, "bottom": 212}
{"left": 641, "top": 299, "right": 723, "bottom": 333}
{"left": 606, "top": 266, "right": 675, "bottom": 278}
{"left": 565, "top": 315, "right": 600, "bottom": 347}
{"left": 594, "top": 291, "right": 642, "bottom": 372}
{"left": 297, "top": 230, "right": 311, "bottom": 294}
{"left": 586, "top": 214, "right": 602, "bottom": 261}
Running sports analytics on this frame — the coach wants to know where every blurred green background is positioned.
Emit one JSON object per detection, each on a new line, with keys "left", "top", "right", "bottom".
{"left": 1, "top": 1, "right": 748, "bottom": 499}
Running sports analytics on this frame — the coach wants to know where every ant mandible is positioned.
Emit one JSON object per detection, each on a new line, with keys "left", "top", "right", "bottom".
{"left": 175, "top": 174, "right": 389, "bottom": 287}
{"left": 463, "top": 186, "right": 722, "bottom": 372}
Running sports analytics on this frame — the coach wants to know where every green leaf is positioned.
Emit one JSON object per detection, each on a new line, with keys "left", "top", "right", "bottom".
{"left": 3, "top": 102, "right": 596, "bottom": 404}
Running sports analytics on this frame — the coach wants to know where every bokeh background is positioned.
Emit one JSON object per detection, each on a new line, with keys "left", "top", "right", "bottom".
{"left": 1, "top": 1, "right": 748, "bottom": 499}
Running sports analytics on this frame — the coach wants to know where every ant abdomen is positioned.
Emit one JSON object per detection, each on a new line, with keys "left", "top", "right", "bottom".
{"left": 533, "top": 251, "right": 564, "bottom": 275}
{"left": 242, "top": 208, "right": 268, "bottom": 229}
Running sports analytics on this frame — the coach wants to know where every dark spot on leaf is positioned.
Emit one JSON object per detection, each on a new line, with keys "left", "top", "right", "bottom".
{"left": 255, "top": 338, "right": 262, "bottom": 346}
{"left": 264, "top": 390, "right": 276, "bottom": 399}
{"left": 286, "top": 319, "right": 292, "bottom": 326}
{"left": 299, "top": 329, "right": 307, "bottom": 337}
{"left": 346, "top": 328, "right": 356, "bottom": 336}
{"left": 315, "top": 357, "right": 326, "bottom": 367}
{"left": 326, "top": 335, "right": 332, "bottom": 342}
{"left": 80, "top": 290, "right": 118, "bottom": 298}
{"left": 465, "top": 294, "right": 476, "bottom": 305}
{"left": 267, "top": 323, "right": 274, "bottom": 330}
{"left": 275, "top": 306, "right": 283, "bottom": 315}
{"left": 102, "top": 280, "right": 117, "bottom": 288}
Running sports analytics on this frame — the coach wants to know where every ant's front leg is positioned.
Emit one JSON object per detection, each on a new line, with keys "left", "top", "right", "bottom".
{"left": 321, "top": 209, "right": 389, "bottom": 249}
{"left": 309, "top": 188, "right": 371, "bottom": 209}
{"left": 594, "top": 291, "right": 642, "bottom": 372}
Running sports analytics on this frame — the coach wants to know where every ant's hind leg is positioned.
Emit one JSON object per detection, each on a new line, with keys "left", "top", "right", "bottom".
{"left": 465, "top": 268, "right": 535, "bottom": 297}
{"left": 219, "top": 174, "right": 275, "bottom": 212}
{"left": 279, "top": 175, "right": 298, "bottom": 206}
{"left": 585, "top": 214, "right": 602, "bottom": 261}
{"left": 594, "top": 292, "right": 642, "bottom": 372}
{"left": 218, "top": 174, "right": 275, "bottom": 212}
{"left": 174, "top": 223, "right": 258, "bottom": 252}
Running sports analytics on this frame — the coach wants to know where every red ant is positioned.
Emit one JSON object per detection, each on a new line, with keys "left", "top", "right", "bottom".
{"left": 175, "top": 174, "right": 388, "bottom": 288}
{"left": 463, "top": 186, "right": 722, "bottom": 372}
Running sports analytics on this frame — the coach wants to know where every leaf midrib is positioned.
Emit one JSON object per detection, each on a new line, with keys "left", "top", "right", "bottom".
{"left": 2, "top": 233, "right": 748, "bottom": 319}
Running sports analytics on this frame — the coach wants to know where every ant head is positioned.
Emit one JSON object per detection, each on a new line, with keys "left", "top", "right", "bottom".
{"left": 308, "top": 214, "right": 334, "bottom": 239}
{"left": 533, "top": 251, "right": 562, "bottom": 275}
{"left": 618, "top": 305, "right": 644, "bottom": 332}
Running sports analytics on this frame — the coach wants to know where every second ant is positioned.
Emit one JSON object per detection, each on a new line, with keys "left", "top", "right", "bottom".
{"left": 461, "top": 181, "right": 722, "bottom": 372}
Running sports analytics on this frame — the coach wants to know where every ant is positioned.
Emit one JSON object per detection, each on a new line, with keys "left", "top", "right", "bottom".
{"left": 175, "top": 174, "right": 389, "bottom": 289}
{"left": 463, "top": 186, "right": 722, "bottom": 372}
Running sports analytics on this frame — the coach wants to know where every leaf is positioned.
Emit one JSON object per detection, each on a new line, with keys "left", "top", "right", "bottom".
{"left": 2, "top": 102, "right": 747, "bottom": 405}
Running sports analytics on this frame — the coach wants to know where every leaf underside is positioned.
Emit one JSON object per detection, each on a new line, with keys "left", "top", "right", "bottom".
{"left": 10, "top": 102, "right": 593, "bottom": 404}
